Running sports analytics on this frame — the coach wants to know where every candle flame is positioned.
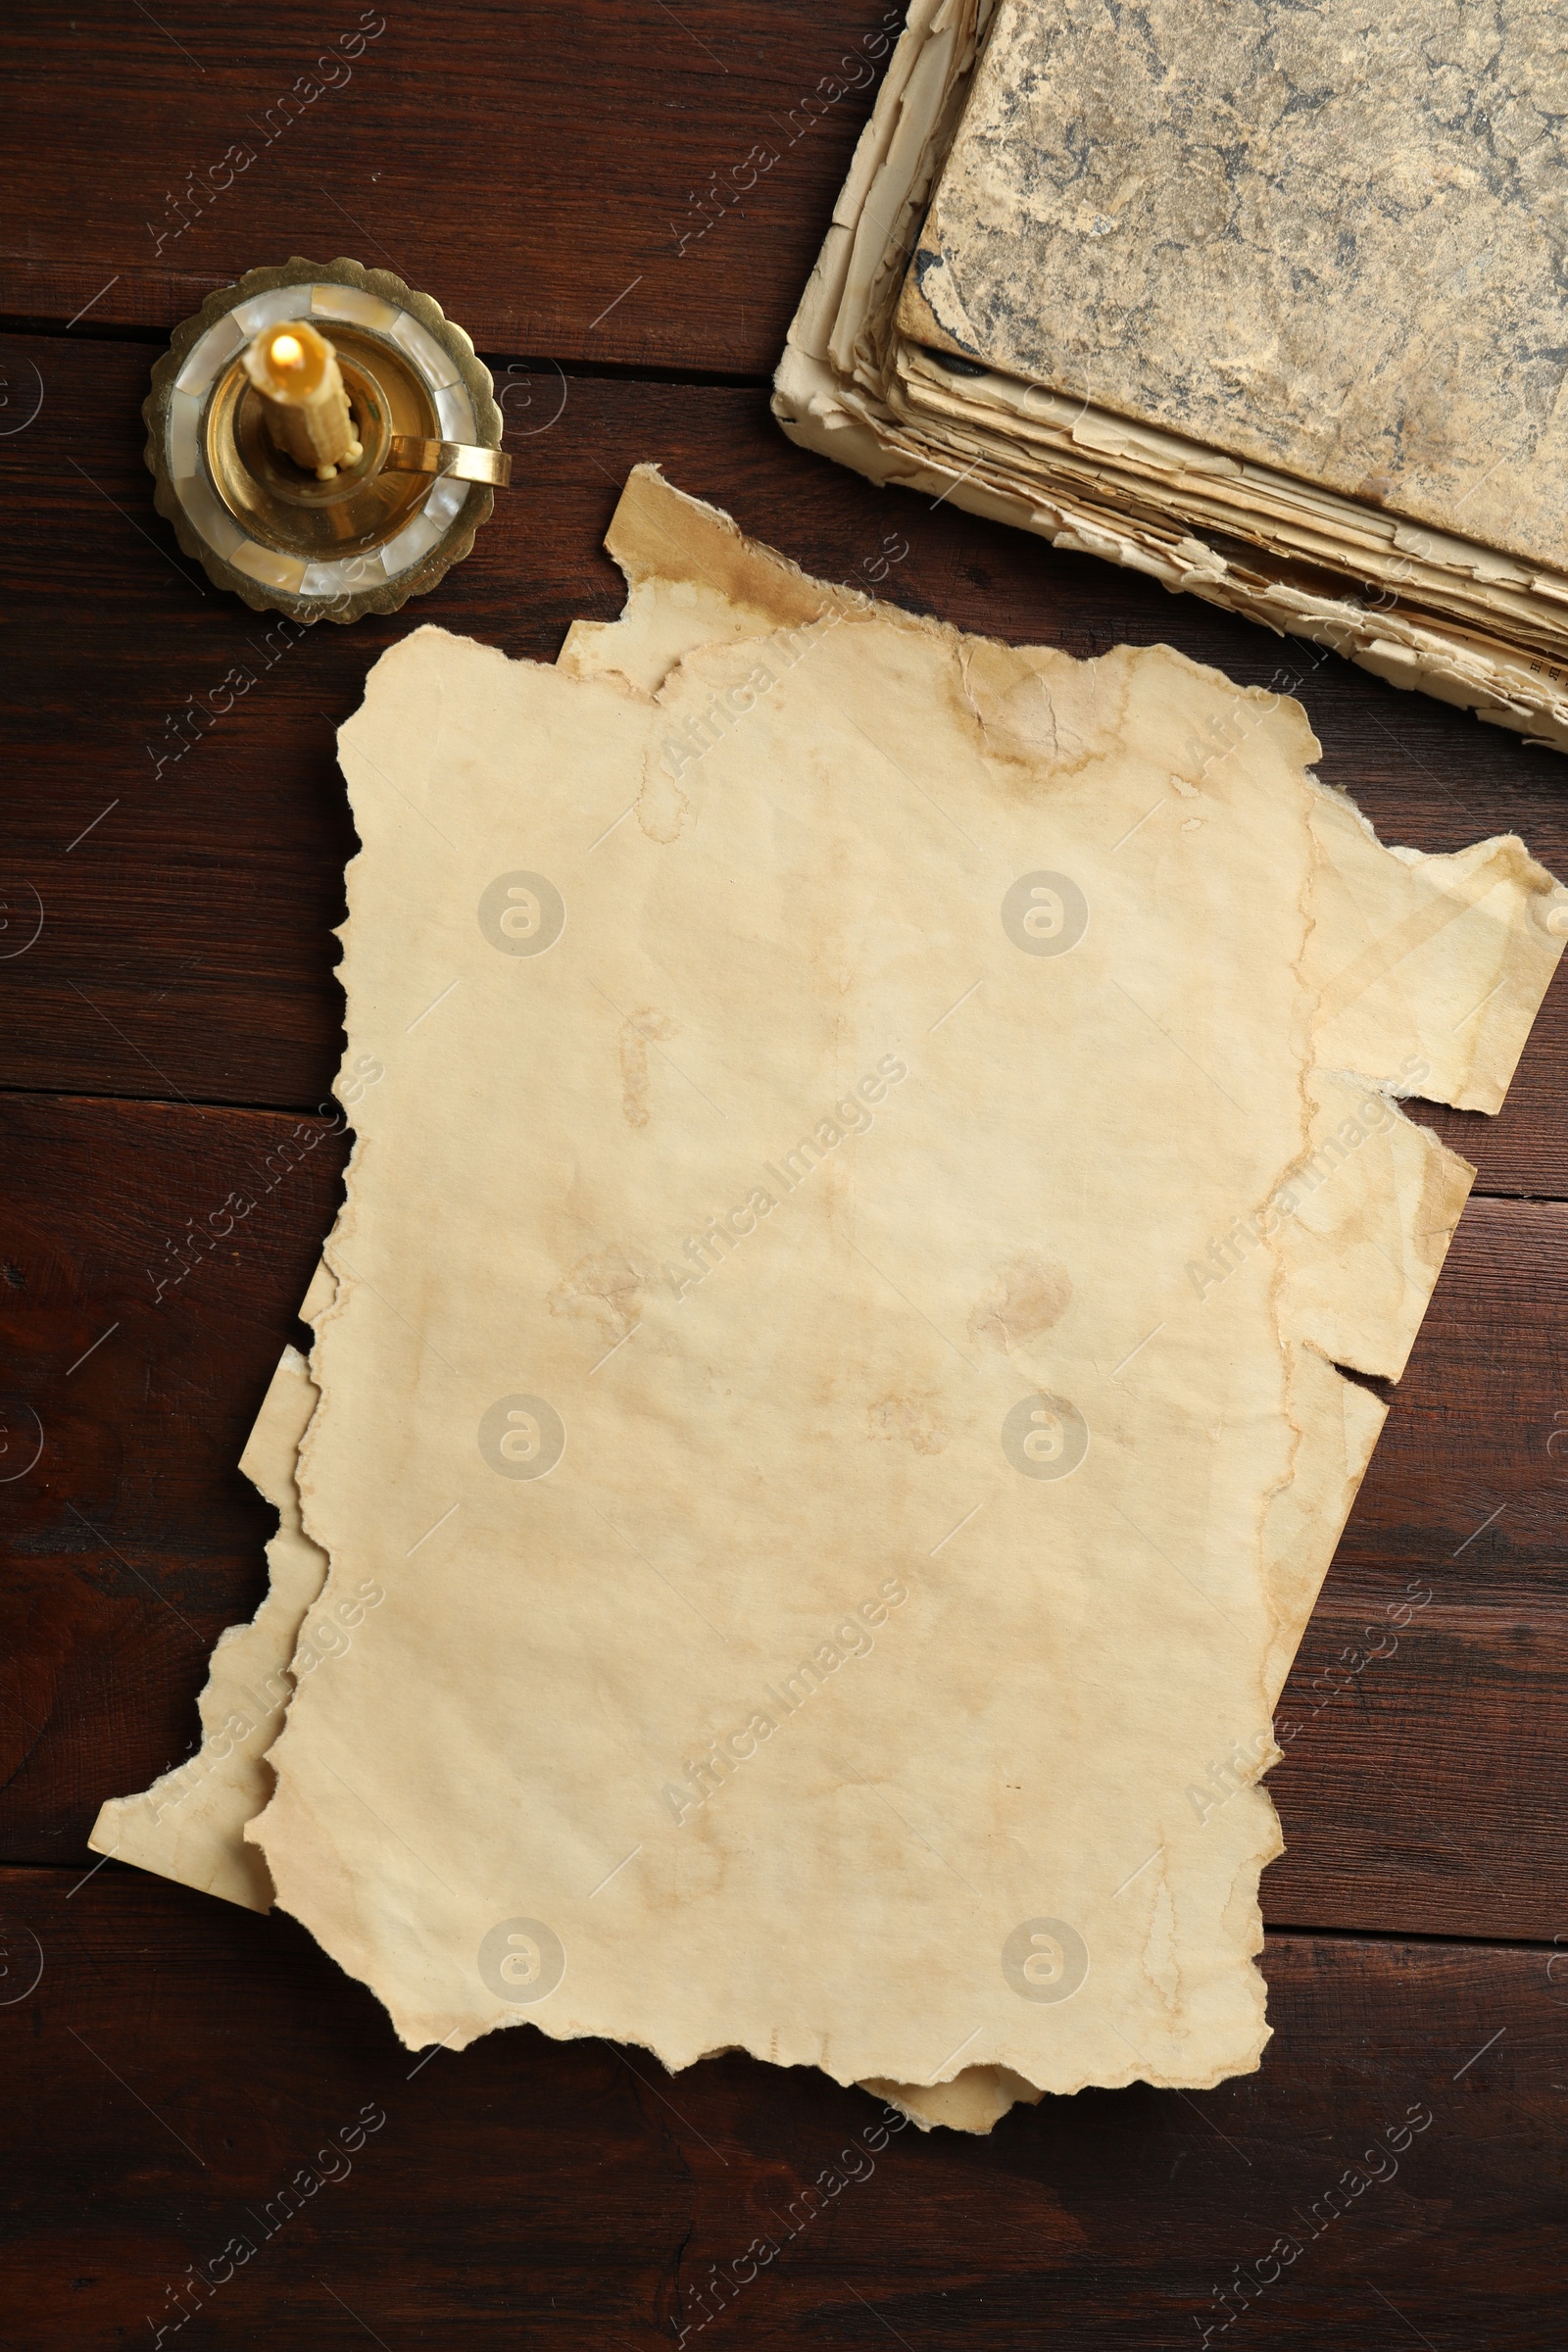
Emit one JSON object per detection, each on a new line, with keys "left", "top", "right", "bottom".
{"left": 270, "top": 332, "right": 307, "bottom": 371}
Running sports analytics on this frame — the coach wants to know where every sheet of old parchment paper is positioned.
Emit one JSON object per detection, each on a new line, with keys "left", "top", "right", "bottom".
{"left": 230, "top": 474, "right": 1565, "bottom": 2100}
{"left": 93, "top": 470, "right": 1564, "bottom": 2127}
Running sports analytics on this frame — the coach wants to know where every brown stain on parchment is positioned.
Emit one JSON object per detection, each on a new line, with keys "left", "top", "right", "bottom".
{"left": 866, "top": 1394, "right": 951, "bottom": 1455}
{"left": 955, "top": 637, "right": 1135, "bottom": 788}
{"left": 636, "top": 751, "right": 689, "bottom": 844}
{"left": 967, "top": 1252, "right": 1073, "bottom": 1354}
{"left": 608, "top": 465, "right": 838, "bottom": 631}
{"left": 619, "top": 1008, "right": 678, "bottom": 1128}
{"left": 546, "top": 1245, "right": 644, "bottom": 1342}
{"left": 959, "top": 640, "right": 1060, "bottom": 764}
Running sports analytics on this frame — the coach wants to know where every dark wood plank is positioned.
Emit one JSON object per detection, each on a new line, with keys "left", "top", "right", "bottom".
{"left": 0, "top": 1095, "right": 346, "bottom": 1859}
{"left": 0, "top": 0, "right": 902, "bottom": 371}
{"left": 1266, "top": 1198, "right": 1568, "bottom": 1941}
{"left": 4, "top": 334, "right": 1566, "bottom": 1177}
{"left": 0, "top": 1868, "right": 1558, "bottom": 2349}
{"left": 1271, "top": 1592, "right": 1568, "bottom": 1940}
{"left": 4, "top": 1092, "right": 1564, "bottom": 1943}
{"left": 1309, "top": 1198, "right": 1568, "bottom": 1601}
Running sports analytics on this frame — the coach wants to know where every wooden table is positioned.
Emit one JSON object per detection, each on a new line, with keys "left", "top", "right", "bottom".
{"left": 2, "top": 7, "right": 1563, "bottom": 2344}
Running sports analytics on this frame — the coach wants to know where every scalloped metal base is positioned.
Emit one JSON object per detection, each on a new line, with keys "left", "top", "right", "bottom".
{"left": 144, "top": 257, "right": 503, "bottom": 625}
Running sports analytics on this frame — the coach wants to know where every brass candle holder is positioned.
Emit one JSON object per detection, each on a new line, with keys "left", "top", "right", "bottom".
{"left": 144, "top": 256, "right": 512, "bottom": 623}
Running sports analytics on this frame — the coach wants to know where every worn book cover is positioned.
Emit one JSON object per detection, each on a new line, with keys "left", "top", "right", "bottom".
{"left": 900, "top": 0, "right": 1568, "bottom": 576}
{"left": 777, "top": 0, "right": 1568, "bottom": 750}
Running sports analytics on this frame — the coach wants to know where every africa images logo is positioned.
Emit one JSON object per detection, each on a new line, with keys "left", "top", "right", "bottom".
{"left": 1001, "top": 871, "right": 1089, "bottom": 957}
{"left": 1002, "top": 1394, "right": 1089, "bottom": 1481}
{"left": 1002, "top": 1917, "right": 1089, "bottom": 2003}
{"left": 477, "top": 1395, "right": 566, "bottom": 1480}
{"left": 477, "top": 1917, "right": 565, "bottom": 2006}
{"left": 477, "top": 870, "right": 566, "bottom": 957}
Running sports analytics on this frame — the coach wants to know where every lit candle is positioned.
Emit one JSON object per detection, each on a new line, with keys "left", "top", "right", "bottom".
{"left": 242, "top": 318, "right": 364, "bottom": 479}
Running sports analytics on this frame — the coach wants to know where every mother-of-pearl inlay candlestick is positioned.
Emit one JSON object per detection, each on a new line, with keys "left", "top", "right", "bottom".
{"left": 145, "top": 255, "right": 512, "bottom": 623}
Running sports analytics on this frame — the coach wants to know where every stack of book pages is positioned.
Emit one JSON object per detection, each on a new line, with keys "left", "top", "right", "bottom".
{"left": 777, "top": 0, "right": 1568, "bottom": 752}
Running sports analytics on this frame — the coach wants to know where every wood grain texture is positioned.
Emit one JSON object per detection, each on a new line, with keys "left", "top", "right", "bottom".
{"left": 3, "top": 1092, "right": 1564, "bottom": 1945}
{"left": 0, "top": 1868, "right": 1558, "bottom": 2349}
{"left": 0, "top": 1095, "right": 346, "bottom": 1860}
{"left": 1267, "top": 1200, "right": 1568, "bottom": 1943}
{"left": 1318, "top": 1199, "right": 1568, "bottom": 1599}
{"left": 2, "top": 335, "right": 1565, "bottom": 1178}
{"left": 3, "top": 4, "right": 1566, "bottom": 2324}
{"left": 0, "top": 0, "right": 902, "bottom": 372}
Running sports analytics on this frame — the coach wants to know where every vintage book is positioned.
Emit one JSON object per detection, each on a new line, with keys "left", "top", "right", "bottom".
{"left": 777, "top": 0, "right": 1568, "bottom": 753}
